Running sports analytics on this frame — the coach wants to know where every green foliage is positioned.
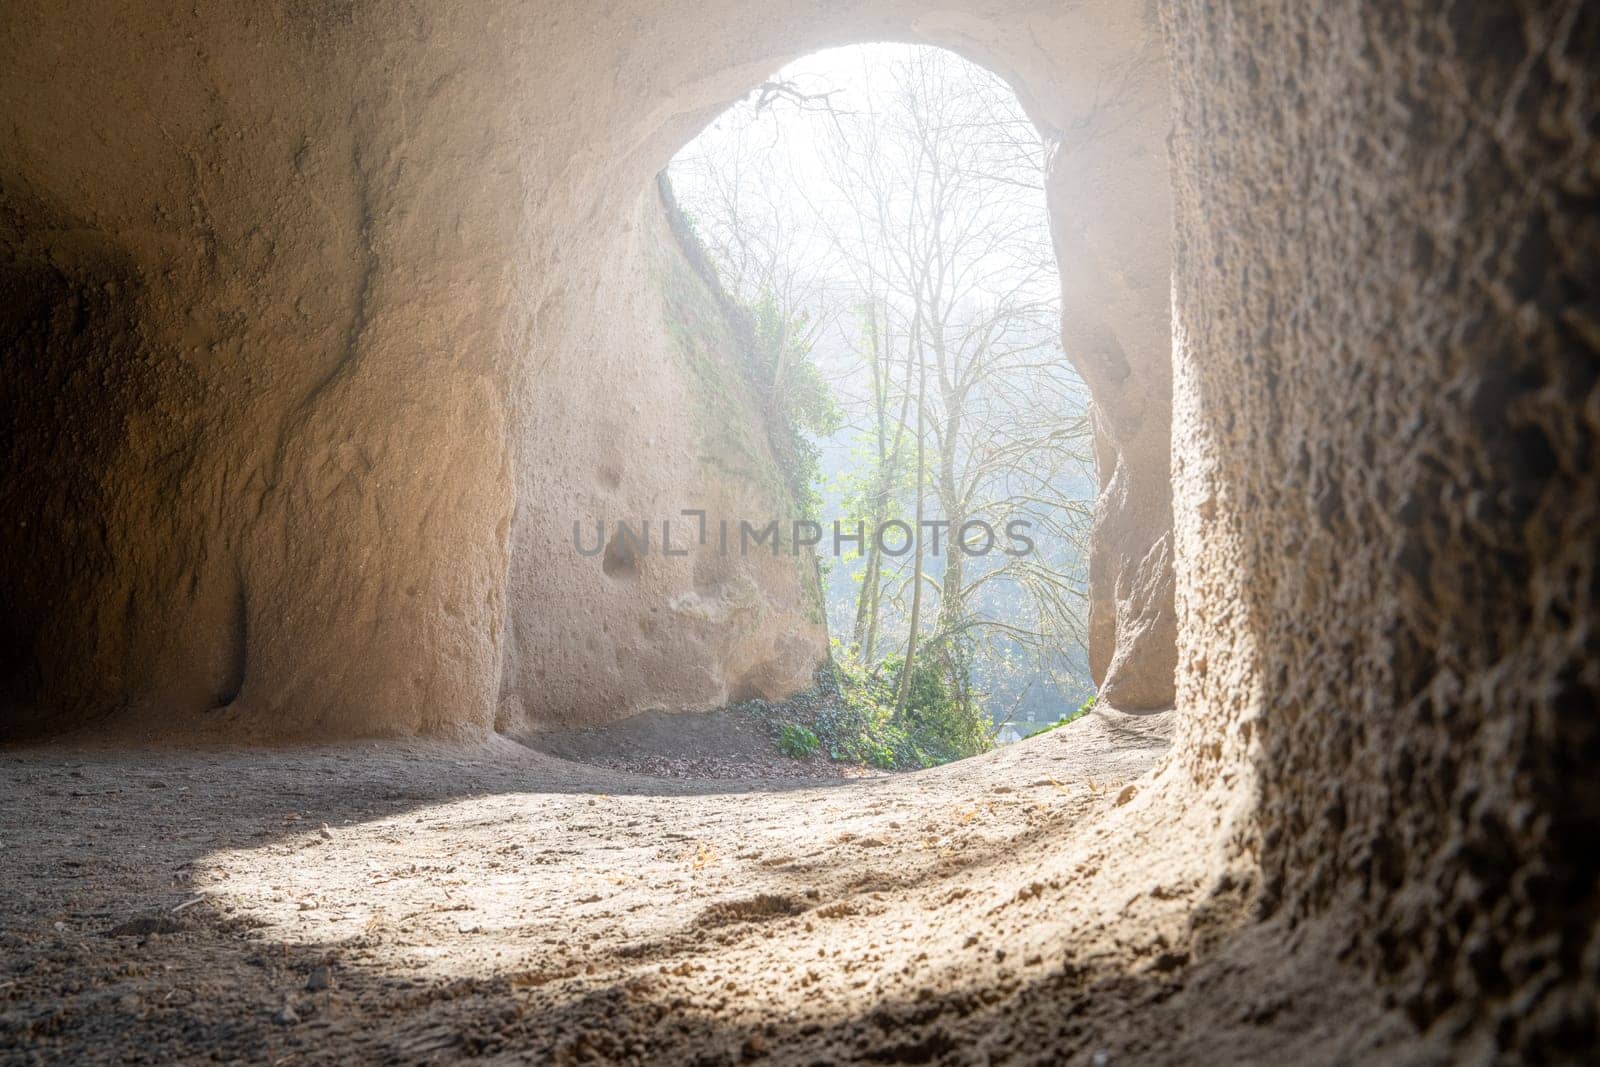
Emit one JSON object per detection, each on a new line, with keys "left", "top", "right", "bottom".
{"left": 883, "top": 651, "right": 994, "bottom": 765}
{"left": 1035, "top": 693, "right": 1096, "bottom": 735}
{"left": 659, "top": 178, "right": 836, "bottom": 524}
{"left": 778, "top": 723, "right": 821, "bottom": 759}
{"left": 794, "top": 644, "right": 993, "bottom": 770}
{"left": 743, "top": 291, "right": 842, "bottom": 521}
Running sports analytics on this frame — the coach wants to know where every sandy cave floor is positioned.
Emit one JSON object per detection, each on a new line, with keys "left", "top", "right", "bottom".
{"left": 0, "top": 711, "right": 1427, "bottom": 1065}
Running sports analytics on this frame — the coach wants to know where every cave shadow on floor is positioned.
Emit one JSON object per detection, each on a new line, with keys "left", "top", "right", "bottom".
{"left": 0, "top": 716, "right": 1406, "bottom": 1064}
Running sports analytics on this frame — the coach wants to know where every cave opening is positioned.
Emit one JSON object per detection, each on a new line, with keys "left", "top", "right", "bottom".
{"left": 654, "top": 42, "right": 1102, "bottom": 770}
{"left": 0, "top": 1, "right": 1591, "bottom": 1062}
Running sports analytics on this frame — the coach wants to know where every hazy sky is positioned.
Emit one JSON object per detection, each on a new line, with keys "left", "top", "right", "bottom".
{"left": 667, "top": 45, "right": 1091, "bottom": 715}
{"left": 669, "top": 42, "right": 1060, "bottom": 402}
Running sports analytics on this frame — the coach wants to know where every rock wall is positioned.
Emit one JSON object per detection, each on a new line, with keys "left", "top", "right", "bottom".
{"left": 0, "top": 0, "right": 1174, "bottom": 739}
{"left": 1042, "top": 7, "right": 1178, "bottom": 712}
{"left": 1164, "top": 0, "right": 1599, "bottom": 1051}
{"left": 1, "top": 0, "right": 1595, "bottom": 1053}
{"left": 494, "top": 187, "right": 829, "bottom": 732}
{"left": 0, "top": 0, "right": 830, "bottom": 740}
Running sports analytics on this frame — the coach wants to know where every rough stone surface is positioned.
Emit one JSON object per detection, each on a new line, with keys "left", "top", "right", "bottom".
{"left": 1042, "top": 6, "right": 1178, "bottom": 712}
{"left": 0, "top": 0, "right": 1175, "bottom": 738}
{"left": 0, "top": 0, "right": 838, "bottom": 740}
{"left": 1165, "top": 0, "right": 1599, "bottom": 1053}
{"left": 0, "top": 0, "right": 1596, "bottom": 1060}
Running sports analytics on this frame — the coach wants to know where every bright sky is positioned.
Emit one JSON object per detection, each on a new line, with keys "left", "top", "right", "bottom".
{"left": 666, "top": 45, "right": 1092, "bottom": 714}
{"left": 669, "top": 43, "right": 1061, "bottom": 409}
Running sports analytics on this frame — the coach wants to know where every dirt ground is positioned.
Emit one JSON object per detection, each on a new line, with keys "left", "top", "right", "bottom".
{"left": 0, "top": 710, "right": 1429, "bottom": 1065}
{"left": 518, "top": 697, "right": 880, "bottom": 782}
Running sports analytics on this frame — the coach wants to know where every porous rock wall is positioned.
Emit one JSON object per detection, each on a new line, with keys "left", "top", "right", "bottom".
{"left": 0, "top": 0, "right": 830, "bottom": 740}
{"left": 495, "top": 187, "right": 830, "bottom": 732}
{"left": 0, "top": 0, "right": 1174, "bottom": 737}
{"left": 1164, "top": 0, "right": 1599, "bottom": 1051}
{"left": 1, "top": 0, "right": 1595, "bottom": 1054}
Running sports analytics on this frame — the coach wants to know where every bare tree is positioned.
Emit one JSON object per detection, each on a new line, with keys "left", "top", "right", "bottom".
{"left": 802, "top": 48, "right": 1086, "bottom": 712}
{"left": 669, "top": 44, "right": 1095, "bottom": 732}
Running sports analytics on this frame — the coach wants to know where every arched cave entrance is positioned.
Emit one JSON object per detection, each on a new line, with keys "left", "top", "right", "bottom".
{"left": 0, "top": 1, "right": 1591, "bottom": 1061}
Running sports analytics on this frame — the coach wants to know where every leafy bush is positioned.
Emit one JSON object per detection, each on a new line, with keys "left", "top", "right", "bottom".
{"left": 778, "top": 723, "right": 821, "bottom": 758}
{"left": 755, "top": 648, "right": 1000, "bottom": 770}
{"left": 795, "top": 646, "right": 992, "bottom": 770}
{"left": 882, "top": 653, "right": 993, "bottom": 765}
{"left": 1036, "top": 693, "right": 1097, "bottom": 735}
{"left": 743, "top": 291, "right": 842, "bottom": 520}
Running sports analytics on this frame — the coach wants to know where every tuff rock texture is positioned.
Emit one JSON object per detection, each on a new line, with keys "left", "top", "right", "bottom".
{"left": 1, "top": 0, "right": 1596, "bottom": 1059}
{"left": 1164, "top": 0, "right": 1599, "bottom": 1052}
{"left": 0, "top": 0, "right": 1174, "bottom": 735}
{"left": 0, "top": 0, "right": 842, "bottom": 741}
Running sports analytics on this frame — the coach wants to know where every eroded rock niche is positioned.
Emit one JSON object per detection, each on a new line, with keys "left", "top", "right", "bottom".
{"left": 0, "top": 0, "right": 1594, "bottom": 1054}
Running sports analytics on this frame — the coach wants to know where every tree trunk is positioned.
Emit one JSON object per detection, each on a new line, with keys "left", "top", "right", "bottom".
{"left": 896, "top": 356, "right": 928, "bottom": 714}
